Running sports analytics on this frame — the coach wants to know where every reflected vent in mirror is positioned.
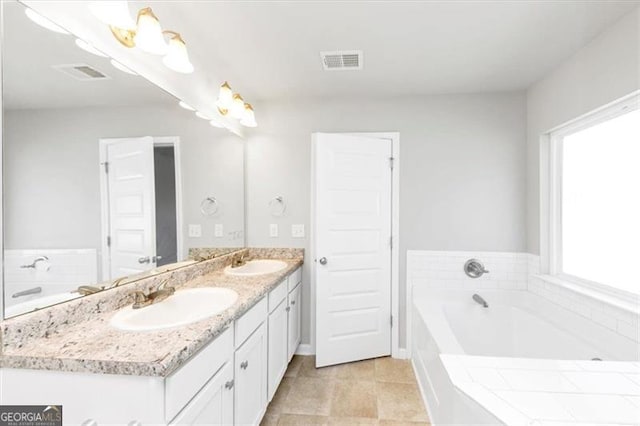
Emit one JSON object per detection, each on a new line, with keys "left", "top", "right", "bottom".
{"left": 320, "top": 50, "right": 363, "bottom": 71}
{"left": 52, "top": 63, "right": 111, "bottom": 81}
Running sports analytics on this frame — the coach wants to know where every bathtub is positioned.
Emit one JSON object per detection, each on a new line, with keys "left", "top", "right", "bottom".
{"left": 411, "top": 289, "right": 639, "bottom": 425}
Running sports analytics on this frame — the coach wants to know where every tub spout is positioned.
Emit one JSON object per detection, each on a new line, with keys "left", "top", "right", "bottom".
{"left": 473, "top": 293, "right": 488, "bottom": 308}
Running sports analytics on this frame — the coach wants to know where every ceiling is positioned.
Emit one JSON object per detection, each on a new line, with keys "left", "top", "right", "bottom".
{"left": 6, "top": 1, "right": 638, "bottom": 111}
{"left": 2, "top": 1, "right": 175, "bottom": 110}
{"left": 159, "top": 0, "right": 638, "bottom": 101}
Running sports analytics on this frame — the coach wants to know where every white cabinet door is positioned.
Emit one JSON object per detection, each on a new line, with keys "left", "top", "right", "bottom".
{"left": 268, "top": 299, "right": 289, "bottom": 401}
{"left": 169, "top": 361, "right": 234, "bottom": 426}
{"left": 234, "top": 322, "right": 268, "bottom": 426}
{"left": 287, "top": 283, "right": 301, "bottom": 361}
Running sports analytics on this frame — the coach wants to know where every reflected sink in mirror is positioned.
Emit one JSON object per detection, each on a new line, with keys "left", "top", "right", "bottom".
{"left": 110, "top": 287, "right": 238, "bottom": 331}
{"left": 224, "top": 259, "right": 288, "bottom": 277}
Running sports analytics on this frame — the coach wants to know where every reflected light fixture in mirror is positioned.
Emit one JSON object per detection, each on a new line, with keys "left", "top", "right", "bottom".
{"left": 240, "top": 104, "right": 257, "bottom": 128}
{"left": 195, "top": 111, "right": 212, "bottom": 120}
{"left": 134, "top": 7, "right": 168, "bottom": 55}
{"left": 230, "top": 94, "right": 246, "bottom": 119}
{"left": 179, "top": 101, "right": 195, "bottom": 111}
{"left": 210, "top": 120, "right": 225, "bottom": 128}
{"left": 216, "top": 81, "right": 234, "bottom": 114}
{"left": 88, "top": 1, "right": 135, "bottom": 30}
{"left": 75, "top": 39, "right": 108, "bottom": 57}
{"left": 110, "top": 59, "right": 138, "bottom": 75}
{"left": 24, "top": 8, "right": 69, "bottom": 34}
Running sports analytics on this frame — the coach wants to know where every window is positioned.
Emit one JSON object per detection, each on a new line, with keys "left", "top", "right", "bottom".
{"left": 549, "top": 95, "right": 640, "bottom": 297}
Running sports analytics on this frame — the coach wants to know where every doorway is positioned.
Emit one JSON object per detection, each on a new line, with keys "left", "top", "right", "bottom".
{"left": 99, "top": 136, "right": 183, "bottom": 280}
{"left": 312, "top": 132, "right": 400, "bottom": 367}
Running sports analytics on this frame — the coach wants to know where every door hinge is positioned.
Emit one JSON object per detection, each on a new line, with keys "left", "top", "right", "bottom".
{"left": 389, "top": 157, "right": 394, "bottom": 170}
{"left": 107, "top": 236, "right": 111, "bottom": 247}
{"left": 103, "top": 161, "right": 109, "bottom": 174}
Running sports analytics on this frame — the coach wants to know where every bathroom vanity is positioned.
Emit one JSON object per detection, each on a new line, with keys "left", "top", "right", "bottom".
{"left": 0, "top": 250, "right": 303, "bottom": 425}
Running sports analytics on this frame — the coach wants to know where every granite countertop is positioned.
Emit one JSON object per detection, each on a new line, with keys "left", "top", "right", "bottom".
{"left": 0, "top": 258, "right": 303, "bottom": 378}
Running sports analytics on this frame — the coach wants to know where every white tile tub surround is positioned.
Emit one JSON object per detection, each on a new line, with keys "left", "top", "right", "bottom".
{"left": 526, "top": 255, "right": 640, "bottom": 344}
{"left": 441, "top": 354, "right": 640, "bottom": 426}
{"left": 407, "top": 250, "right": 531, "bottom": 294}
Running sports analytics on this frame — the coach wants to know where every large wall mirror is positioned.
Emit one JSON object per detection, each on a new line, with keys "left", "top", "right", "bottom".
{"left": 1, "top": 1, "right": 246, "bottom": 318}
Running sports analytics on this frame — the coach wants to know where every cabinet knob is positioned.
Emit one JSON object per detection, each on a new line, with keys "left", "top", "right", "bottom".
{"left": 286, "top": 306, "right": 291, "bottom": 312}
{"left": 81, "top": 420, "right": 98, "bottom": 426}
{"left": 128, "top": 422, "right": 142, "bottom": 426}
{"left": 291, "top": 300, "right": 296, "bottom": 305}
{"left": 319, "top": 257, "right": 328, "bottom": 265}
{"left": 225, "top": 379, "right": 234, "bottom": 389}
{"left": 240, "top": 360, "right": 249, "bottom": 370}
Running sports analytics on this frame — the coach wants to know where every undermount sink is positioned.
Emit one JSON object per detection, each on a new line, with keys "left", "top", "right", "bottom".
{"left": 224, "top": 259, "right": 288, "bottom": 277}
{"left": 110, "top": 287, "right": 238, "bottom": 331}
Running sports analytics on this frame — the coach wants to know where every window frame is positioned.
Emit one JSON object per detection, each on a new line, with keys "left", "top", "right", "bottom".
{"left": 544, "top": 92, "right": 639, "bottom": 303}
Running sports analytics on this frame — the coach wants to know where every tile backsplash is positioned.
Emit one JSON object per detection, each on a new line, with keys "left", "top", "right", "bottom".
{"left": 407, "top": 250, "right": 639, "bottom": 344}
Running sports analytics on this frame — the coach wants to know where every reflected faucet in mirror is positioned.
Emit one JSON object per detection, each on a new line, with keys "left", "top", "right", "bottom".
{"left": 231, "top": 252, "right": 249, "bottom": 268}
{"left": 76, "top": 285, "right": 103, "bottom": 296}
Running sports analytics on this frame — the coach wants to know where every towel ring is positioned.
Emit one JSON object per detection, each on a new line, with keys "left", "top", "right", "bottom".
{"left": 269, "top": 196, "right": 286, "bottom": 217}
{"left": 200, "top": 197, "right": 219, "bottom": 216}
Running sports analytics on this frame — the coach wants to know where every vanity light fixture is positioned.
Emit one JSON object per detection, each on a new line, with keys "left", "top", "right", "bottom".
{"left": 216, "top": 82, "right": 234, "bottom": 114}
{"left": 210, "top": 120, "right": 225, "bottom": 128}
{"left": 75, "top": 39, "right": 108, "bottom": 57}
{"left": 25, "top": 8, "right": 69, "bottom": 34}
{"left": 229, "top": 94, "right": 246, "bottom": 119}
{"left": 90, "top": 3, "right": 193, "bottom": 73}
{"left": 195, "top": 111, "right": 213, "bottom": 120}
{"left": 178, "top": 101, "right": 195, "bottom": 111}
{"left": 110, "top": 59, "right": 137, "bottom": 75}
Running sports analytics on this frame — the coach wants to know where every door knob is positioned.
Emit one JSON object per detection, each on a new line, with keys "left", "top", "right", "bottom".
{"left": 138, "top": 256, "right": 150, "bottom": 264}
{"left": 319, "top": 257, "right": 328, "bottom": 265}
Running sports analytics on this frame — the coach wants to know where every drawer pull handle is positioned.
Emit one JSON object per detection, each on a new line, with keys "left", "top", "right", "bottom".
{"left": 240, "top": 360, "right": 249, "bottom": 370}
{"left": 225, "top": 379, "right": 234, "bottom": 389}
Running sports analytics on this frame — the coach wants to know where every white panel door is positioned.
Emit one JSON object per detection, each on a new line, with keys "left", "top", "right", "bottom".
{"left": 106, "top": 137, "right": 156, "bottom": 279}
{"left": 314, "top": 133, "right": 392, "bottom": 367}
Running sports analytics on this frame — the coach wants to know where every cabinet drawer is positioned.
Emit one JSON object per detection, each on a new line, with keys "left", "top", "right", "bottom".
{"left": 166, "top": 327, "right": 233, "bottom": 422}
{"left": 235, "top": 297, "right": 267, "bottom": 347}
{"left": 287, "top": 267, "right": 302, "bottom": 292}
{"left": 268, "top": 280, "right": 288, "bottom": 313}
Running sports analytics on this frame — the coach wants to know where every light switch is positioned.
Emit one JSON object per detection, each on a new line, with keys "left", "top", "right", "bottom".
{"left": 270, "top": 224, "right": 279, "bottom": 238}
{"left": 291, "top": 224, "right": 305, "bottom": 238}
{"left": 214, "top": 224, "right": 224, "bottom": 237}
{"left": 188, "top": 224, "right": 202, "bottom": 238}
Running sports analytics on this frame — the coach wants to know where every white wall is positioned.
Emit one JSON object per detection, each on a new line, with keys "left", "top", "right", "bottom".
{"left": 246, "top": 92, "right": 527, "bottom": 347}
{"left": 4, "top": 105, "right": 245, "bottom": 258}
{"left": 526, "top": 7, "right": 640, "bottom": 254}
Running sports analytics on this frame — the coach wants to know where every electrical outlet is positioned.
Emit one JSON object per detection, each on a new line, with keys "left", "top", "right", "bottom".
{"left": 188, "top": 224, "right": 202, "bottom": 238}
{"left": 269, "top": 224, "right": 279, "bottom": 238}
{"left": 214, "top": 224, "right": 224, "bottom": 237}
{"left": 291, "top": 224, "right": 305, "bottom": 238}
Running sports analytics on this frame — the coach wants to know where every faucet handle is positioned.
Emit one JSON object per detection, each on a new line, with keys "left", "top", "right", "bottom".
{"left": 131, "top": 290, "right": 147, "bottom": 304}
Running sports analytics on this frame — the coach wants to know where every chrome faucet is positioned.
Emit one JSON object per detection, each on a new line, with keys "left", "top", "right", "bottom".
{"left": 472, "top": 293, "right": 489, "bottom": 308}
{"left": 131, "top": 279, "right": 175, "bottom": 309}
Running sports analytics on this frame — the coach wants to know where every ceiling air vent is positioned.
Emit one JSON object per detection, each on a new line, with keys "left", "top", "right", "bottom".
{"left": 52, "top": 63, "right": 111, "bottom": 81}
{"left": 320, "top": 50, "right": 363, "bottom": 71}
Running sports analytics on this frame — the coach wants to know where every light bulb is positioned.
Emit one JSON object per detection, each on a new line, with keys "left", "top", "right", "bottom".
{"left": 110, "top": 59, "right": 137, "bottom": 75}
{"left": 230, "top": 94, "right": 245, "bottom": 119}
{"left": 162, "top": 33, "right": 194, "bottom": 74}
{"left": 216, "top": 82, "right": 233, "bottom": 113}
{"left": 179, "top": 101, "right": 195, "bottom": 111}
{"left": 75, "top": 39, "right": 108, "bottom": 57}
{"left": 25, "top": 8, "right": 69, "bottom": 34}
{"left": 88, "top": 1, "right": 135, "bottom": 29}
{"left": 240, "top": 103, "right": 257, "bottom": 128}
{"left": 133, "top": 8, "right": 167, "bottom": 55}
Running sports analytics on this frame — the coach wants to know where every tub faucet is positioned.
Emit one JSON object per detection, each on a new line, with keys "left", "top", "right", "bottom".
{"left": 472, "top": 293, "right": 489, "bottom": 308}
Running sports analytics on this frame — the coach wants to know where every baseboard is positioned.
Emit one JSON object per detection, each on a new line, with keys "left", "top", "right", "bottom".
{"left": 295, "top": 343, "right": 314, "bottom": 355}
{"left": 393, "top": 347, "right": 409, "bottom": 359}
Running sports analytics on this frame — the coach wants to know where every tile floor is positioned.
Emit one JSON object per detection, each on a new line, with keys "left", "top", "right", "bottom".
{"left": 261, "top": 356, "right": 430, "bottom": 425}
